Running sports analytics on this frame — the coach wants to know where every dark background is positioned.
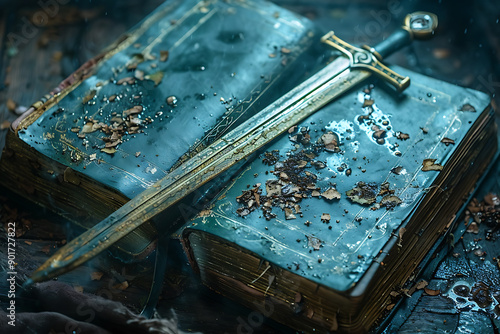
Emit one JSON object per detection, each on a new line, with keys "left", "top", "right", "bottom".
{"left": 0, "top": 0, "right": 499, "bottom": 333}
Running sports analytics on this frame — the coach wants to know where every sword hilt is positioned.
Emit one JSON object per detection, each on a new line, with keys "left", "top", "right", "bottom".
{"left": 321, "top": 11, "right": 438, "bottom": 92}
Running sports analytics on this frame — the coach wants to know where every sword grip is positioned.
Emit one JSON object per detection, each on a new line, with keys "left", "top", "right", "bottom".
{"left": 371, "top": 28, "right": 412, "bottom": 59}
{"left": 367, "top": 11, "right": 438, "bottom": 60}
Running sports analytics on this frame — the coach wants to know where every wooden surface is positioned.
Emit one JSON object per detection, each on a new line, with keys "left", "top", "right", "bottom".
{"left": 1, "top": 0, "right": 500, "bottom": 333}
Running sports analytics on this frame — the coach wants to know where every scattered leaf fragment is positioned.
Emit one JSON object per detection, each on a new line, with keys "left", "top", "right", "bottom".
{"left": 466, "top": 222, "right": 479, "bottom": 234}
{"left": 306, "top": 235, "right": 322, "bottom": 250}
{"left": 116, "top": 77, "right": 136, "bottom": 85}
{"left": 123, "top": 105, "right": 143, "bottom": 116}
{"left": 422, "top": 159, "right": 443, "bottom": 171}
{"left": 166, "top": 96, "right": 178, "bottom": 106}
{"left": 415, "top": 280, "right": 429, "bottom": 290}
{"left": 198, "top": 209, "right": 212, "bottom": 217}
{"left": 363, "top": 99, "right": 374, "bottom": 107}
{"left": 391, "top": 166, "right": 403, "bottom": 175}
{"left": 134, "top": 69, "right": 145, "bottom": 80}
{"left": 73, "top": 285, "right": 84, "bottom": 293}
{"left": 397, "top": 132, "right": 410, "bottom": 140}
{"left": 459, "top": 103, "right": 476, "bottom": 112}
{"left": 113, "top": 281, "right": 129, "bottom": 291}
{"left": 441, "top": 137, "right": 455, "bottom": 146}
{"left": 145, "top": 71, "right": 164, "bottom": 86}
{"left": 284, "top": 208, "right": 296, "bottom": 220}
{"left": 41, "top": 245, "right": 51, "bottom": 254}
{"left": 90, "top": 271, "right": 104, "bottom": 281}
{"left": 424, "top": 287, "right": 440, "bottom": 296}
{"left": 380, "top": 195, "right": 402, "bottom": 209}
{"left": 160, "top": 50, "right": 169, "bottom": 62}
{"left": 81, "top": 122, "right": 95, "bottom": 133}
{"left": 321, "top": 131, "right": 339, "bottom": 152}
{"left": 82, "top": 90, "right": 96, "bottom": 104}
{"left": 346, "top": 182, "right": 377, "bottom": 205}
{"left": 433, "top": 48, "right": 450, "bottom": 59}
{"left": 7, "top": 98, "right": 17, "bottom": 112}
{"left": 281, "top": 47, "right": 291, "bottom": 54}
{"left": 322, "top": 188, "right": 341, "bottom": 200}
{"left": 1, "top": 120, "right": 11, "bottom": 130}
{"left": 321, "top": 213, "right": 331, "bottom": 222}
{"left": 101, "top": 147, "right": 117, "bottom": 154}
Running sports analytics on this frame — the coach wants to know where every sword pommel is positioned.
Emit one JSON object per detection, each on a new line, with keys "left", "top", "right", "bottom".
{"left": 321, "top": 11, "right": 438, "bottom": 93}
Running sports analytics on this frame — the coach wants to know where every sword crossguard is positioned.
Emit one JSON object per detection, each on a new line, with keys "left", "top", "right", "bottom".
{"left": 321, "top": 11, "right": 438, "bottom": 93}
{"left": 321, "top": 32, "right": 410, "bottom": 92}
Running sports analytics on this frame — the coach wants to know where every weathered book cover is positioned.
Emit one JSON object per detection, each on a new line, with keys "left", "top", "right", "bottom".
{"left": 182, "top": 66, "right": 497, "bottom": 333}
{"left": 0, "top": 0, "right": 316, "bottom": 257}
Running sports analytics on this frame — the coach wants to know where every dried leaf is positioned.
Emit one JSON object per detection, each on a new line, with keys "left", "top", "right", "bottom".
{"left": 74, "top": 285, "right": 84, "bottom": 293}
{"left": 90, "top": 271, "right": 104, "bottom": 281}
{"left": 294, "top": 292, "right": 302, "bottom": 303}
{"left": 105, "top": 139, "right": 122, "bottom": 148}
{"left": 113, "top": 281, "right": 129, "bottom": 291}
{"left": 123, "top": 105, "right": 143, "bottom": 116}
{"left": 166, "top": 96, "right": 177, "bottom": 105}
{"left": 198, "top": 209, "right": 212, "bottom": 217}
{"left": 1, "top": 120, "right": 11, "bottom": 130}
{"left": 391, "top": 166, "right": 403, "bottom": 175}
{"left": 116, "top": 77, "right": 136, "bottom": 85}
{"left": 160, "top": 50, "right": 169, "bottom": 62}
{"left": 321, "top": 213, "right": 331, "bottom": 222}
{"left": 82, "top": 90, "right": 96, "bottom": 104}
{"left": 415, "top": 280, "right": 428, "bottom": 290}
{"left": 101, "top": 147, "right": 117, "bottom": 154}
{"left": 321, "top": 131, "right": 339, "bottom": 151}
{"left": 363, "top": 99, "right": 374, "bottom": 107}
{"left": 380, "top": 195, "right": 402, "bottom": 209}
{"left": 307, "top": 235, "right": 322, "bottom": 250}
{"left": 346, "top": 182, "right": 377, "bottom": 205}
{"left": 424, "top": 287, "right": 440, "bottom": 296}
{"left": 281, "top": 47, "right": 291, "bottom": 54}
{"left": 284, "top": 208, "right": 296, "bottom": 220}
{"left": 422, "top": 159, "right": 443, "bottom": 171}
{"left": 397, "top": 132, "right": 410, "bottom": 140}
{"left": 322, "top": 188, "right": 341, "bottom": 200}
{"left": 81, "top": 122, "right": 95, "bottom": 134}
{"left": 145, "top": 71, "right": 164, "bottom": 86}
{"left": 373, "top": 129, "right": 386, "bottom": 139}
{"left": 466, "top": 222, "right": 479, "bottom": 234}
{"left": 134, "top": 69, "right": 145, "bottom": 80}
{"left": 433, "top": 48, "right": 450, "bottom": 59}
{"left": 266, "top": 180, "right": 281, "bottom": 197}
{"left": 41, "top": 245, "right": 51, "bottom": 254}
{"left": 441, "top": 137, "right": 455, "bottom": 146}
{"left": 459, "top": 103, "right": 476, "bottom": 112}
{"left": 6, "top": 98, "right": 17, "bottom": 112}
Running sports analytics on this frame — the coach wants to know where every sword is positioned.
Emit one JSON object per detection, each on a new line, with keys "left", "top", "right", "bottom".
{"left": 25, "top": 11, "right": 438, "bottom": 285}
